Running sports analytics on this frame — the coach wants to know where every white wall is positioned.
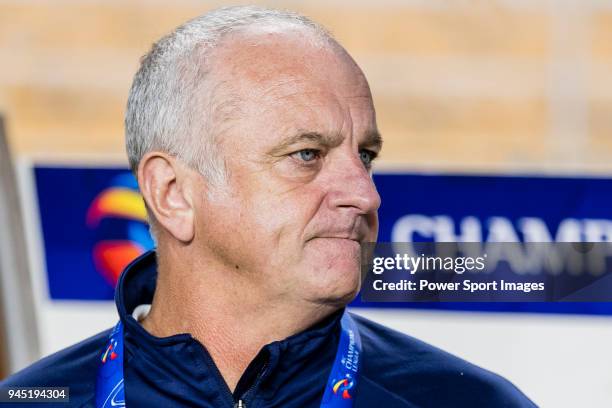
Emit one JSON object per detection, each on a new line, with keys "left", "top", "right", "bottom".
{"left": 352, "top": 308, "right": 612, "bottom": 408}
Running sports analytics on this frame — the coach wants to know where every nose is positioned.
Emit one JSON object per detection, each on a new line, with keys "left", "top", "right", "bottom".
{"left": 326, "top": 153, "right": 381, "bottom": 215}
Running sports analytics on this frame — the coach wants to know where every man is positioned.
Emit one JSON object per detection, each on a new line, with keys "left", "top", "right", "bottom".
{"left": 1, "top": 6, "right": 535, "bottom": 407}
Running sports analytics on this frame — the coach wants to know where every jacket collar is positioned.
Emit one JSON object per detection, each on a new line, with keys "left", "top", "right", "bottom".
{"left": 114, "top": 250, "right": 343, "bottom": 404}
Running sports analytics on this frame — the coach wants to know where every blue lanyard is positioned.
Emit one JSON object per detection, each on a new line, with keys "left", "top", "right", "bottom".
{"left": 96, "top": 310, "right": 361, "bottom": 408}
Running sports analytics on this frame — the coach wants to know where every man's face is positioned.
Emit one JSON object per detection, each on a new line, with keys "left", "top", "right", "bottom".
{"left": 194, "top": 29, "right": 381, "bottom": 306}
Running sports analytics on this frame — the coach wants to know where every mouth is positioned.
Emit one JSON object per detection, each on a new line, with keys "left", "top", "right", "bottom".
{"left": 308, "top": 236, "right": 362, "bottom": 245}
{"left": 306, "top": 220, "right": 370, "bottom": 244}
{"left": 321, "top": 237, "right": 360, "bottom": 241}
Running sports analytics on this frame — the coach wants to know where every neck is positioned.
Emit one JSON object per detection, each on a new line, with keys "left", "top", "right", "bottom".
{"left": 140, "top": 250, "right": 339, "bottom": 392}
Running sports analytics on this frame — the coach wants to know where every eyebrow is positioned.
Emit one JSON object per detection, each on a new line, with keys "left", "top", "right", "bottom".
{"left": 364, "top": 130, "right": 384, "bottom": 150}
{"left": 267, "top": 130, "right": 383, "bottom": 157}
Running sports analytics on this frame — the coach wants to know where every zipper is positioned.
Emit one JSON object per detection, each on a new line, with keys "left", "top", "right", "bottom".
{"left": 192, "top": 337, "right": 272, "bottom": 408}
{"left": 236, "top": 360, "right": 269, "bottom": 407}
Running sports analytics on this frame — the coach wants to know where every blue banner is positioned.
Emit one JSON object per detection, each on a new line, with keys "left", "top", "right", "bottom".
{"left": 35, "top": 166, "right": 153, "bottom": 300}
{"left": 33, "top": 166, "right": 612, "bottom": 314}
{"left": 351, "top": 172, "right": 612, "bottom": 315}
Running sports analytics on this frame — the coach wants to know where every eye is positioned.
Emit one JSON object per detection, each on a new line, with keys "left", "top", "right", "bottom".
{"left": 359, "top": 149, "right": 378, "bottom": 167}
{"left": 292, "top": 148, "right": 321, "bottom": 163}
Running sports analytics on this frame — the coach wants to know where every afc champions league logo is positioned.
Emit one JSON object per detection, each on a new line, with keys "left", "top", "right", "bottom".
{"left": 86, "top": 173, "right": 154, "bottom": 288}
{"left": 100, "top": 338, "right": 118, "bottom": 365}
{"left": 98, "top": 324, "right": 126, "bottom": 408}
{"left": 331, "top": 373, "right": 355, "bottom": 399}
{"left": 330, "top": 326, "right": 359, "bottom": 400}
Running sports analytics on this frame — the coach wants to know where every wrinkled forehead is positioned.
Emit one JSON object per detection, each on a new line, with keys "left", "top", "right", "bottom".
{"left": 205, "top": 27, "right": 376, "bottom": 142}
{"left": 212, "top": 25, "right": 367, "bottom": 90}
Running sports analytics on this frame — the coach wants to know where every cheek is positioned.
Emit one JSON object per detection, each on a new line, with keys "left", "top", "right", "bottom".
{"left": 203, "top": 193, "right": 306, "bottom": 272}
{"left": 249, "top": 183, "right": 322, "bottom": 240}
{"left": 250, "top": 198, "right": 306, "bottom": 259}
{"left": 210, "top": 161, "right": 329, "bottom": 269}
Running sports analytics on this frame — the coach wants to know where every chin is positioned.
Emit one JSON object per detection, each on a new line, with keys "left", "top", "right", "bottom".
{"left": 300, "top": 259, "right": 362, "bottom": 306}
{"left": 302, "top": 283, "right": 359, "bottom": 307}
{"left": 319, "top": 285, "right": 360, "bottom": 307}
{"left": 296, "top": 238, "right": 364, "bottom": 304}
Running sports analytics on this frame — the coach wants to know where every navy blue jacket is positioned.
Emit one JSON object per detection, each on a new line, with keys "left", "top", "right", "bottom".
{"left": 1, "top": 251, "right": 536, "bottom": 407}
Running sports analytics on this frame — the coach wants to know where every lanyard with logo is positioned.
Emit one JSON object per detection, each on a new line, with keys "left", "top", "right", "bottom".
{"left": 96, "top": 310, "right": 361, "bottom": 408}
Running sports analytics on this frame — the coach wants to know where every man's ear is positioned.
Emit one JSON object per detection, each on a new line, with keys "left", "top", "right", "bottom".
{"left": 137, "top": 152, "right": 195, "bottom": 243}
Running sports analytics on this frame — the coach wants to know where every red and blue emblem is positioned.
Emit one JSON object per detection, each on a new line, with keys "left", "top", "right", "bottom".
{"left": 87, "top": 173, "right": 153, "bottom": 288}
{"left": 332, "top": 374, "right": 355, "bottom": 399}
{"left": 100, "top": 338, "right": 119, "bottom": 364}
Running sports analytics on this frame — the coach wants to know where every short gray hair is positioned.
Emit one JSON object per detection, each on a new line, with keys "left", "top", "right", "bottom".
{"left": 125, "top": 5, "right": 334, "bottom": 186}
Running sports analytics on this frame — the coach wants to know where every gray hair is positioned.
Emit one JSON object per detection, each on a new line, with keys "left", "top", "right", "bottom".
{"left": 124, "top": 5, "right": 337, "bottom": 241}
